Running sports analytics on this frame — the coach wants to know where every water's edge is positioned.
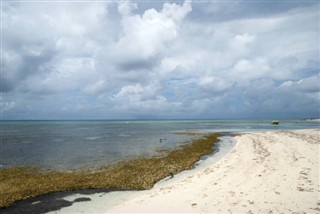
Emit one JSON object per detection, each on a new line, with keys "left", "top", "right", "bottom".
{"left": 2, "top": 134, "right": 225, "bottom": 213}
{"left": 1, "top": 135, "right": 236, "bottom": 214}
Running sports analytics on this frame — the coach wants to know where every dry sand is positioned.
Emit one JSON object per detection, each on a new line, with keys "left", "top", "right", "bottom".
{"left": 106, "top": 129, "right": 320, "bottom": 213}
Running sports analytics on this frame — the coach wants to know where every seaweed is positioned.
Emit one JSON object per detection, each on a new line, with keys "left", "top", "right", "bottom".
{"left": 0, "top": 133, "right": 220, "bottom": 208}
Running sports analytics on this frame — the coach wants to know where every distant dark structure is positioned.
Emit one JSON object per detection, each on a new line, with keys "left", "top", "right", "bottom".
{"left": 272, "top": 120, "right": 279, "bottom": 125}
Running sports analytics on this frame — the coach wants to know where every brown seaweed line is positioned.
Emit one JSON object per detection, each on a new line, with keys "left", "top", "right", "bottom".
{"left": 0, "top": 133, "right": 221, "bottom": 208}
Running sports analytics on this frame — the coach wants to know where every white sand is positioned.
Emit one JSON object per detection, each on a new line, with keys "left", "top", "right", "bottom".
{"left": 50, "top": 136, "right": 236, "bottom": 214}
{"left": 106, "top": 129, "right": 320, "bottom": 213}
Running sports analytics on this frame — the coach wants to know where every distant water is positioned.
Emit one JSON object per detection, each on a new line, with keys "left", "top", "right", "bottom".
{"left": 0, "top": 119, "right": 319, "bottom": 171}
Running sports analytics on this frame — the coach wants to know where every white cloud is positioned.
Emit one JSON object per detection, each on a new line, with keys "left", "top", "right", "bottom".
{"left": 19, "top": 58, "right": 98, "bottom": 94}
{"left": 278, "top": 75, "right": 320, "bottom": 94}
{"left": 114, "top": 1, "right": 191, "bottom": 62}
{"left": 231, "top": 57, "right": 271, "bottom": 83}
{"left": 2, "top": 1, "right": 319, "bottom": 119}
{"left": 162, "top": 1, "right": 192, "bottom": 22}
{"left": 298, "top": 76, "right": 320, "bottom": 93}
{"left": 0, "top": 101, "right": 16, "bottom": 112}
{"left": 199, "top": 76, "right": 233, "bottom": 93}
{"left": 234, "top": 33, "right": 256, "bottom": 45}
{"left": 118, "top": 1, "right": 137, "bottom": 16}
{"left": 111, "top": 83, "right": 173, "bottom": 114}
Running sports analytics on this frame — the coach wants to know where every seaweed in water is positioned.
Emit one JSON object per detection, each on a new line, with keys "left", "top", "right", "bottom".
{"left": 0, "top": 133, "right": 220, "bottom": 208}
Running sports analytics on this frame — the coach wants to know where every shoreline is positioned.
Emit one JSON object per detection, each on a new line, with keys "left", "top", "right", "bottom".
{"left": 104, "top": 129, "right": 319, "bottom": 213}
{"left": 0, "top": 133, "right": 221, "bottom": 210}
{"left": 2, "top": 129, "right": 319, "bottom": 213}
{"left": 1, "top": 136, "right": 236, "bottom": 214}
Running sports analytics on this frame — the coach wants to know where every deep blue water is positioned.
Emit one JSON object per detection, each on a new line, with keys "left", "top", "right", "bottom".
{"left": 0, "top": 119, "right": 319, "bottom": 170}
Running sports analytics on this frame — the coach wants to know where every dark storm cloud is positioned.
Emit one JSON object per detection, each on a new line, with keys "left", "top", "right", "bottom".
{"left": 1, "top": 46, "right": 57, "bottom": 92}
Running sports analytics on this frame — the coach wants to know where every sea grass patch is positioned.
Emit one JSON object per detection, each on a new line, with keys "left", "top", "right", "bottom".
{"left": 0, "top": 133, "right": 220, "bottom": 208}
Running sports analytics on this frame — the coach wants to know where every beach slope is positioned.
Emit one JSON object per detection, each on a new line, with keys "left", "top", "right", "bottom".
{"left": 107, "top": 129, "right": 320, "bottom": 213}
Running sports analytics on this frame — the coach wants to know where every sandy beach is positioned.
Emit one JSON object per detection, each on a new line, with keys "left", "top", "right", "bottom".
{"left": 105, "top": 129, "right": 320, "bottom": 213}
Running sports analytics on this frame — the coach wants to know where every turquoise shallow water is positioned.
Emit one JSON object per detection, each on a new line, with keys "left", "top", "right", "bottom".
{"left": 1, "top": 119, "right": 319, "bottom": 170}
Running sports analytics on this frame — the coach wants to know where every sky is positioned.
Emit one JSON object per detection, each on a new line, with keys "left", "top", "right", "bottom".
{"left": 1, "top": 0, "right": 319, "bottom": 120}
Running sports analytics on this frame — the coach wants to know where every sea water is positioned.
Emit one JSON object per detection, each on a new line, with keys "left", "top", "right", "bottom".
{"left": 0, "top": 119, "right": 319, "bottom": 171}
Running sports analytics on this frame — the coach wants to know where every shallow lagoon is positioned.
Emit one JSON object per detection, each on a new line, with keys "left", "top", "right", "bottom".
{"left": 1, "top": 119, "right": 318, "bottom": 170}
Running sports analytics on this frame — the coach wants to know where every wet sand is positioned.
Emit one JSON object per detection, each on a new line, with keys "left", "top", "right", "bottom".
{"left": 106, "top": 129, "right": 320, "bottom": 213}
{"left": 46, "top": 136, "right": 236, "bottom": 214}
{"left": 4, "top": 130, "right": 319, "bottom": 213}
{"left": 0, "top": 134, "right": 221, "bottom": 211}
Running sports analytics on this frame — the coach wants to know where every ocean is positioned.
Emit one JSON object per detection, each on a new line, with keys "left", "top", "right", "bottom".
{"left": 1, "top": 119, "right": 319, "bottom": 171}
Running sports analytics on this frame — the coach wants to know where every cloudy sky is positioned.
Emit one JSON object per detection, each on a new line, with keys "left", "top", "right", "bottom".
{"left": 1, "top": 0, "right": 319, "bottom": 119}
